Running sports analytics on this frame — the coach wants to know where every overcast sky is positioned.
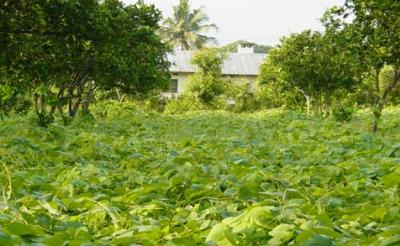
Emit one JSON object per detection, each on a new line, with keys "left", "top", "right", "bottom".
{"left": 123, "top": 0, "right": 345, "bottom": 46}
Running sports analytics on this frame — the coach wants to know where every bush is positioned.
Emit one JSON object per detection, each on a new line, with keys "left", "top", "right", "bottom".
{"left": 256, "top": 84, "right": 304, "bottom": 111}
{"left": 165, "top": 80, "right": 262, "bottom": 114}
{"left": 133, "top": 95, "right": 169, "bottom": 113}
{"left": 184, "top": 48, "right": 227, "bottom": 105}
{"left": 186, "top": 74, "right": 225, "bottom": 104}
{"left": 225, "top": 81, "right": 259, "bottom": 112}
{"left": 164, "top": 95, "right": 206, "bottom": 114}
{"left": 91, "top": 96, "right": 168, "bottom": 119}
{"left": 333, "top": 105, "right": 355, "bottom": 122}
{"left": 0, "top": 85, "right": 32, "bottom": 116}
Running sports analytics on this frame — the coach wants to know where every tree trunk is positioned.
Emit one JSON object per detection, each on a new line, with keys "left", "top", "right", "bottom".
{"left": 317, "top": 93, "right": 323, "bottom": 118}
{"left": 57, "top": 86, "right": 66, "bottom": 115}
{"left": 306, "top": 95, "right": 312, "bottom": 116}
{"left": 116, "top": 89, "right": 126, "bottom": 106}
{"left": 325, "top": 94, "right": 331, "bottom": 117}
{"left": 69, "top": 87, "right": 83, "bottom": 117}
{"left": 298, "top": 89, "right": 312, "bottom": 116}
{"left": 50, "top": 86, "right": 66, "bottom": 115}
{"left": 371, "top": 67, "right": 382, "bottom": 133}
{"left": 371, "top": 66, "right": 400, "bottom": 132}
{"left": 67, "top": 87, "right": 74, "bottom": 115}
{"left": 372, "top": 102, "right": 383, "bottom": 133}
{"left": 82, "top": 82, "right": 96, "bottom": 114}
{"left": 69, "top": 96, "right": 81, "bottom": 117}
{"left": 34, "top": 93, "right": 53, "bottom": 127}
{"left": 302, "top": 91, "right": 312, "bottom": 116}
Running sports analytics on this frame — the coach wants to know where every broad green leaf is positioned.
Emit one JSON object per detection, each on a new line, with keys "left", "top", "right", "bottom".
{"left": 6, "top": 222, "right": 44, "bottom": 236}
{"left": 303, "top": 234, "right": 334, "bottom": 246}
{"left": 268, "top": 224, "right": 295, "bottom": 245}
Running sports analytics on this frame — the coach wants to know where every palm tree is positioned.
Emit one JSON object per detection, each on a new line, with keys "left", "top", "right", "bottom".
{"left": 163, "top": 0, "right": 218, "bottom": 50}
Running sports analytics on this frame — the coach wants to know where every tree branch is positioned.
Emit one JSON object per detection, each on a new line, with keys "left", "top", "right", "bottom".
{"left": 0, "top": 29, "right": 68, "bottom": 37}
{"left": 381, "top": 67, "right": 400, "bottom": 102}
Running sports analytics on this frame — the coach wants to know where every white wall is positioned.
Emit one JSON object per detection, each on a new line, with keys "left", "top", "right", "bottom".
{"left": 170, "top": 74, "right": 190, "bottom": 94}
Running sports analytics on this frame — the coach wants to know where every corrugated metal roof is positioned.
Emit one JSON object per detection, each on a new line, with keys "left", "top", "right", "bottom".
{"left": 167, "top": 50, "right": 267, "bottom": 76}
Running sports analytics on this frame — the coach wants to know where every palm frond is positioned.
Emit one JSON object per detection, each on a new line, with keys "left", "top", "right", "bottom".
{"left": 162, "top": 0, "right": 218, "bottom": 50}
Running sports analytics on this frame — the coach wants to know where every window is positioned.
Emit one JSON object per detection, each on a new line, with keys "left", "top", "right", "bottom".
{"left": 169, "top": 79, "right": 178, "bottom": 93}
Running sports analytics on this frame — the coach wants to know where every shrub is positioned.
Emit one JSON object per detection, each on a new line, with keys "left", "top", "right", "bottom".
{"left": 164, "top": 95, "right": 207, "bottom": 114}
{"left": 0, "top": 85, "right": 32, "bottom": 116}
{"left": 186, "top": 74, "right": 225, "bottom": 104}
{"left": 224, "top": 80, "right": 259, "bottom": 112}
{"left": 185, "top": 48, "right": 227, "bottom": 105}
{"left": 132, "top": 95, "right": 169, "bottom": 113}
{"left": 333, "top": 105, "right": 355, "bottom": 122}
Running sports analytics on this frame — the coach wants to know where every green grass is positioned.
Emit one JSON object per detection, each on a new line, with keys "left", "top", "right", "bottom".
{"left": 1, "top": 107, "right": 400, "bottom": 245}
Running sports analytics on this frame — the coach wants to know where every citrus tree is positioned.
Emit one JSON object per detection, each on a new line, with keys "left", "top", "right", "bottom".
{"left": 333, "top": 0, "right": 400, "bottom": 131}
{"left": 0, "top": 0, "right": 170, "bottom": 125}
{"left": 258, "top": 29, "right": 360, "bottom": 116}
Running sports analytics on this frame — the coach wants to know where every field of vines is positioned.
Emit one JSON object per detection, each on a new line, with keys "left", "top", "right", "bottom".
{"left": 1, "top": 107, "right": 400, "bottom": 245}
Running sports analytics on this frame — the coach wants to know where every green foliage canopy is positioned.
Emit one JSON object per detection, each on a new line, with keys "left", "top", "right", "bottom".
{"left": 0, "top": 0, "right": 170, "bottom": 123}
{"left": 258, "top": 29, "right": 360, "bottom": 116}
{"left": 335, "top": 0, "right": 400, "bottom": 131}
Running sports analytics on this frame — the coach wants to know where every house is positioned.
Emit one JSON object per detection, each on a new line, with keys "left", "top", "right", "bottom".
{"left": 166, "top": 43, "right": 267, "bottom": 95}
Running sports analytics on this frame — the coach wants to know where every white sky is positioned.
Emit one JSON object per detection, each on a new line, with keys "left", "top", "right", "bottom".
{"left": 123, "top": 0, "right": 345, "bottom": 46}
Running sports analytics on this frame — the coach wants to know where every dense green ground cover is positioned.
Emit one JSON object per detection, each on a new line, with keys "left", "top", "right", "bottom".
{"left": 1, "top": 107, "right": 400, "bottom": 245}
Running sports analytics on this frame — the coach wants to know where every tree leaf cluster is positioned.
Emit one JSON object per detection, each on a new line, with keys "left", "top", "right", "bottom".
{"left": 258, "top": 0, "right": 400, "bottom": 131}
{"left": 0, "top": 0, "right": 170, "bottom": 124}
